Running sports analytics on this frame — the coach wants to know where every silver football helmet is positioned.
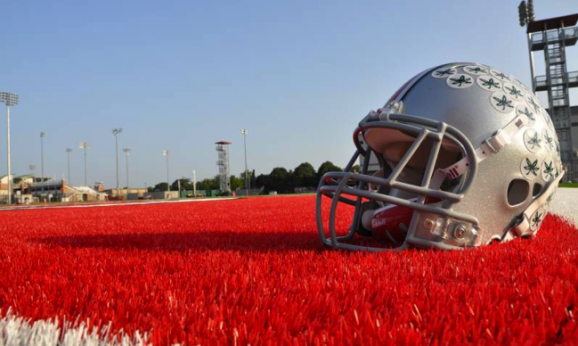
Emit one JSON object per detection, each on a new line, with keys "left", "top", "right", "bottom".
{"left": 317, "top": 62, "right": 563, "bottom": 251}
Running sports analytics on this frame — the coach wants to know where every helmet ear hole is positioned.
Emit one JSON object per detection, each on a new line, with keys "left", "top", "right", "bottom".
{"left": 532, "top": 183, "right": 543, "bottom": 198}
{"left": 507, "top": 179, "right": 530, "bottom": 206}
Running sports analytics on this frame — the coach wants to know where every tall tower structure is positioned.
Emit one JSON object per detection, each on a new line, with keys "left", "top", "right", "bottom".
{"left": 216, "top": 141, "right": 231, "bottom": 194}
{"left": 524, "top": 13, "right": 578, "bottom": 181}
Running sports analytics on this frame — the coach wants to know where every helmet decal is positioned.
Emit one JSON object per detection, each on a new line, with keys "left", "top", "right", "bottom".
{"left": 490, "top": 69, "right": 511, "bottom": 81}
{"left": 516, "top": 103, "right": 536, "bottom": 124}
{"left": 477, "top": 76, "right": 502, "bottom": 91}
{"left": 490, "top": 91, "right": 515, "bottom": 113}
{"left": 541, "top": 158, "right": 555, "bottom": 181}
{"left": 446, "top": 74, "right": 474, "bottom": 89}
{"left": 524, "top": 128, "right": 542, "bottom": 153}
{"left": 521, "top": 155, "right": 541, "bottom": 180}
{"left": 503, "top": 82, "right": 525, "bottom": 100}
{"left": 530, "top": 208, "right": 545, "bottom": 231}
{"left": 431, "top": 67, "right": 457, "bottom": 78}
{"left": 542, "top": 129, "right": 554, "bottom": 151}
{"left": 526, "top": 96, "right": 541, "bottom": 114}
{"left": 464, "top": 65, "right": 488, "bottom": 75}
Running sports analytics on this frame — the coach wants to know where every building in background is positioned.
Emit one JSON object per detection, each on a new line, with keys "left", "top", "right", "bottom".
{"left": 105, "top": 188, "right": 148, "bottom": 200}
{"left": 9, "top": 176, "right": 107, "bottom": 203}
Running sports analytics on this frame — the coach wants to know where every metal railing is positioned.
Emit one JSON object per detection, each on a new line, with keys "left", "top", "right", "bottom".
{"left": 535, "top": 71, "right": 578, "bottom": 89}
{"left": 531, "top": 27, "right": 578, "bottom": 45}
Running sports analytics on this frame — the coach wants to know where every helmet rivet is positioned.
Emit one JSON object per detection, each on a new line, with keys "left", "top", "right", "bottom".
{"left": 424, "top": 219, "right": 434, "bottom": 230}
{"left": 454, "top": 225, "right": 467, "bottom": 239}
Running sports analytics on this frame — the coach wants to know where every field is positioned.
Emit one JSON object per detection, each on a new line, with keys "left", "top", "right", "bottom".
{"left": 1, "top": 195, "right": 578, "bottom": 345}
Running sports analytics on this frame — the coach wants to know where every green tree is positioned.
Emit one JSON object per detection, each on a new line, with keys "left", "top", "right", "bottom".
{"left": 171, "top": 178, "right": 193, "bottom": 191}
{"left": 255, "top": 174, "right": 270, "bottom": 191}
{"left": 292, "top": 162, "right": 317, "bottom": 188}
{"left": 231, "top": 175, "right": 244, "bottom": 191}
{"left": 317, "top": 161, "right": 343, "bottom": 181}
{"left": 269, "top": 167, "right": 291, "bottom": 193}
{"left": 197, "top": 176, "right": 220, "bottom": 191}
{"left": 153, "top": 182, "right": 169, "bottom": 191}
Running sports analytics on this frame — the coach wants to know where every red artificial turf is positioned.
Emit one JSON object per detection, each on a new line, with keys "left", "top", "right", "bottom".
{"left": 0, "top": 195, "right": 577, "bottom": 345}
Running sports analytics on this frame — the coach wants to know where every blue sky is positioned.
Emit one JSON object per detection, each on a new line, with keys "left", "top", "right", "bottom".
{"left": 0, "top": 0, "right": 576, "bottom": 187}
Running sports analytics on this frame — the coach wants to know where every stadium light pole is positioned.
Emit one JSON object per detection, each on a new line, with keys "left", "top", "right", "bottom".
{"left": 112, "top": 128, "right": 123, "bottom": 198}
{"left": 240, "top": 128, "right": 249, "bottom": 192}
{"left": 79, "top": 141, "right": 89, "bottom": 186}
{"left": 40, "top": 132, "right": 46, "bottom": 193}
{"left": 0, "top": 92, "right": 19, "bottom": 205}
{"left": 192, "top": 170, "right": 196, "bottom": 198}
{"left": 123, "top": 148, "right": 131, "bottom": 197}
{"left": 163, "top": 150, "right": 170, "bottom": 192}
{"left": 66, "top": 148, "right": 73, "bottom": 185}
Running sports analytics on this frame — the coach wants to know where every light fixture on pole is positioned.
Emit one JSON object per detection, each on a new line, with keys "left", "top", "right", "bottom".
{"left": 112, "top": 128, "right": 123, "bottom": 198}
{"left": 0, "top": 92, "right": 19, "bottom": 205}
{"left": 240, "top": 128, "right": 250, "bottom": 192}
{"left": 79, "top": 141, "right": 89, "bottom": 186}
{"left": 123, "top": 148, "right": 131, "bottom": 198}
{"left": 66, "top": 148, "right": 73, "bottom": 185}
{"left": 162, "top": 150, "right": 170, "bottom": 192}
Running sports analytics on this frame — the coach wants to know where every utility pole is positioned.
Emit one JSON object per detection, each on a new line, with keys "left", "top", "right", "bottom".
{"left": 79, "top": 141, "right": 89, "bottom": 186}
{"left": 240, "top": 128, "right": 250, "bottom": 192}
{"left": 123, "top": 148, "right": 131, "bottom": 199}
{"left": 163, "top": 150, "right": 170, "bottom": 192}
{"left": 66, "top": 148, "right": 73, "bottom": 184}
{"left": 112, "top": 128, "right": 123, "bottom": 198}
{"left": 0, "top": 93, "right": 18, "bottom": 205}
{"left": 40, "top": 131, "right": 46, "bottom": 194}
{"left": 192, "top": 170, "right": 197, "bottom": 198}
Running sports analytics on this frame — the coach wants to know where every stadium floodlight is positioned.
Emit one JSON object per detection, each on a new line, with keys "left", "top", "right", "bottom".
{"left": 112, "top": 128, "right": 123, "bottom": 198}
{"left": 66, "top": 148, "right": 73, "bottom": 185}
{"left": 240, "top": 129, "right": 250, "bottom": 192}
{"left": 123, "top": 148, "right": 131, "bottom": 197}
{"left": 79, "top": 141, "right": 90, "bottom": 186}
{"left": 0, "top": 92, "right": 19, "bottom": 205}
{"left": 163, "top": 150, "right": 170, "bottom": 192}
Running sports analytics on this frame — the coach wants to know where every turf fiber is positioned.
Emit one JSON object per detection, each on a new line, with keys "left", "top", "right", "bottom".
{"left": 0, "top": 195, "right": 577, "bottom": 345}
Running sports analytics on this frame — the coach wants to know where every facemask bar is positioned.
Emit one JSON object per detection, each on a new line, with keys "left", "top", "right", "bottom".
{"left": 316, "top": 113, "right": 481, "bottom": 251}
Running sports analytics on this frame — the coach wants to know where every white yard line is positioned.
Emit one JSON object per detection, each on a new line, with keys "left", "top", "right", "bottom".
{"left": 0, "top": 309, "right": 150, "bottom": 346}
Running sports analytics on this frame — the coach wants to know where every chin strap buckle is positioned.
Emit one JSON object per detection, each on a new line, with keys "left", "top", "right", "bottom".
{"left": 484, "top": 129, "right": 511, "bottom": 154}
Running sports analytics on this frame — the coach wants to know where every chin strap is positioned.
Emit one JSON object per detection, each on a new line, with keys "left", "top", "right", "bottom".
{"left": 429, "top": 113, "right": 529, "bottom": 189}
{"left": 502, "top": 171, "right": 564, "bottom": 241}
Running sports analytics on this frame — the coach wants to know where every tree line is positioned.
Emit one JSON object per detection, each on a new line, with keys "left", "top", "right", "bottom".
{"left": 152, "top": 161, "right": 360, "bottom": 194}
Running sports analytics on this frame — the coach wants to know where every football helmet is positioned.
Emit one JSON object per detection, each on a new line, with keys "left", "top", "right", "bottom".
{"left": 316, "top": 62, "right": 563, "bottom": 251}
